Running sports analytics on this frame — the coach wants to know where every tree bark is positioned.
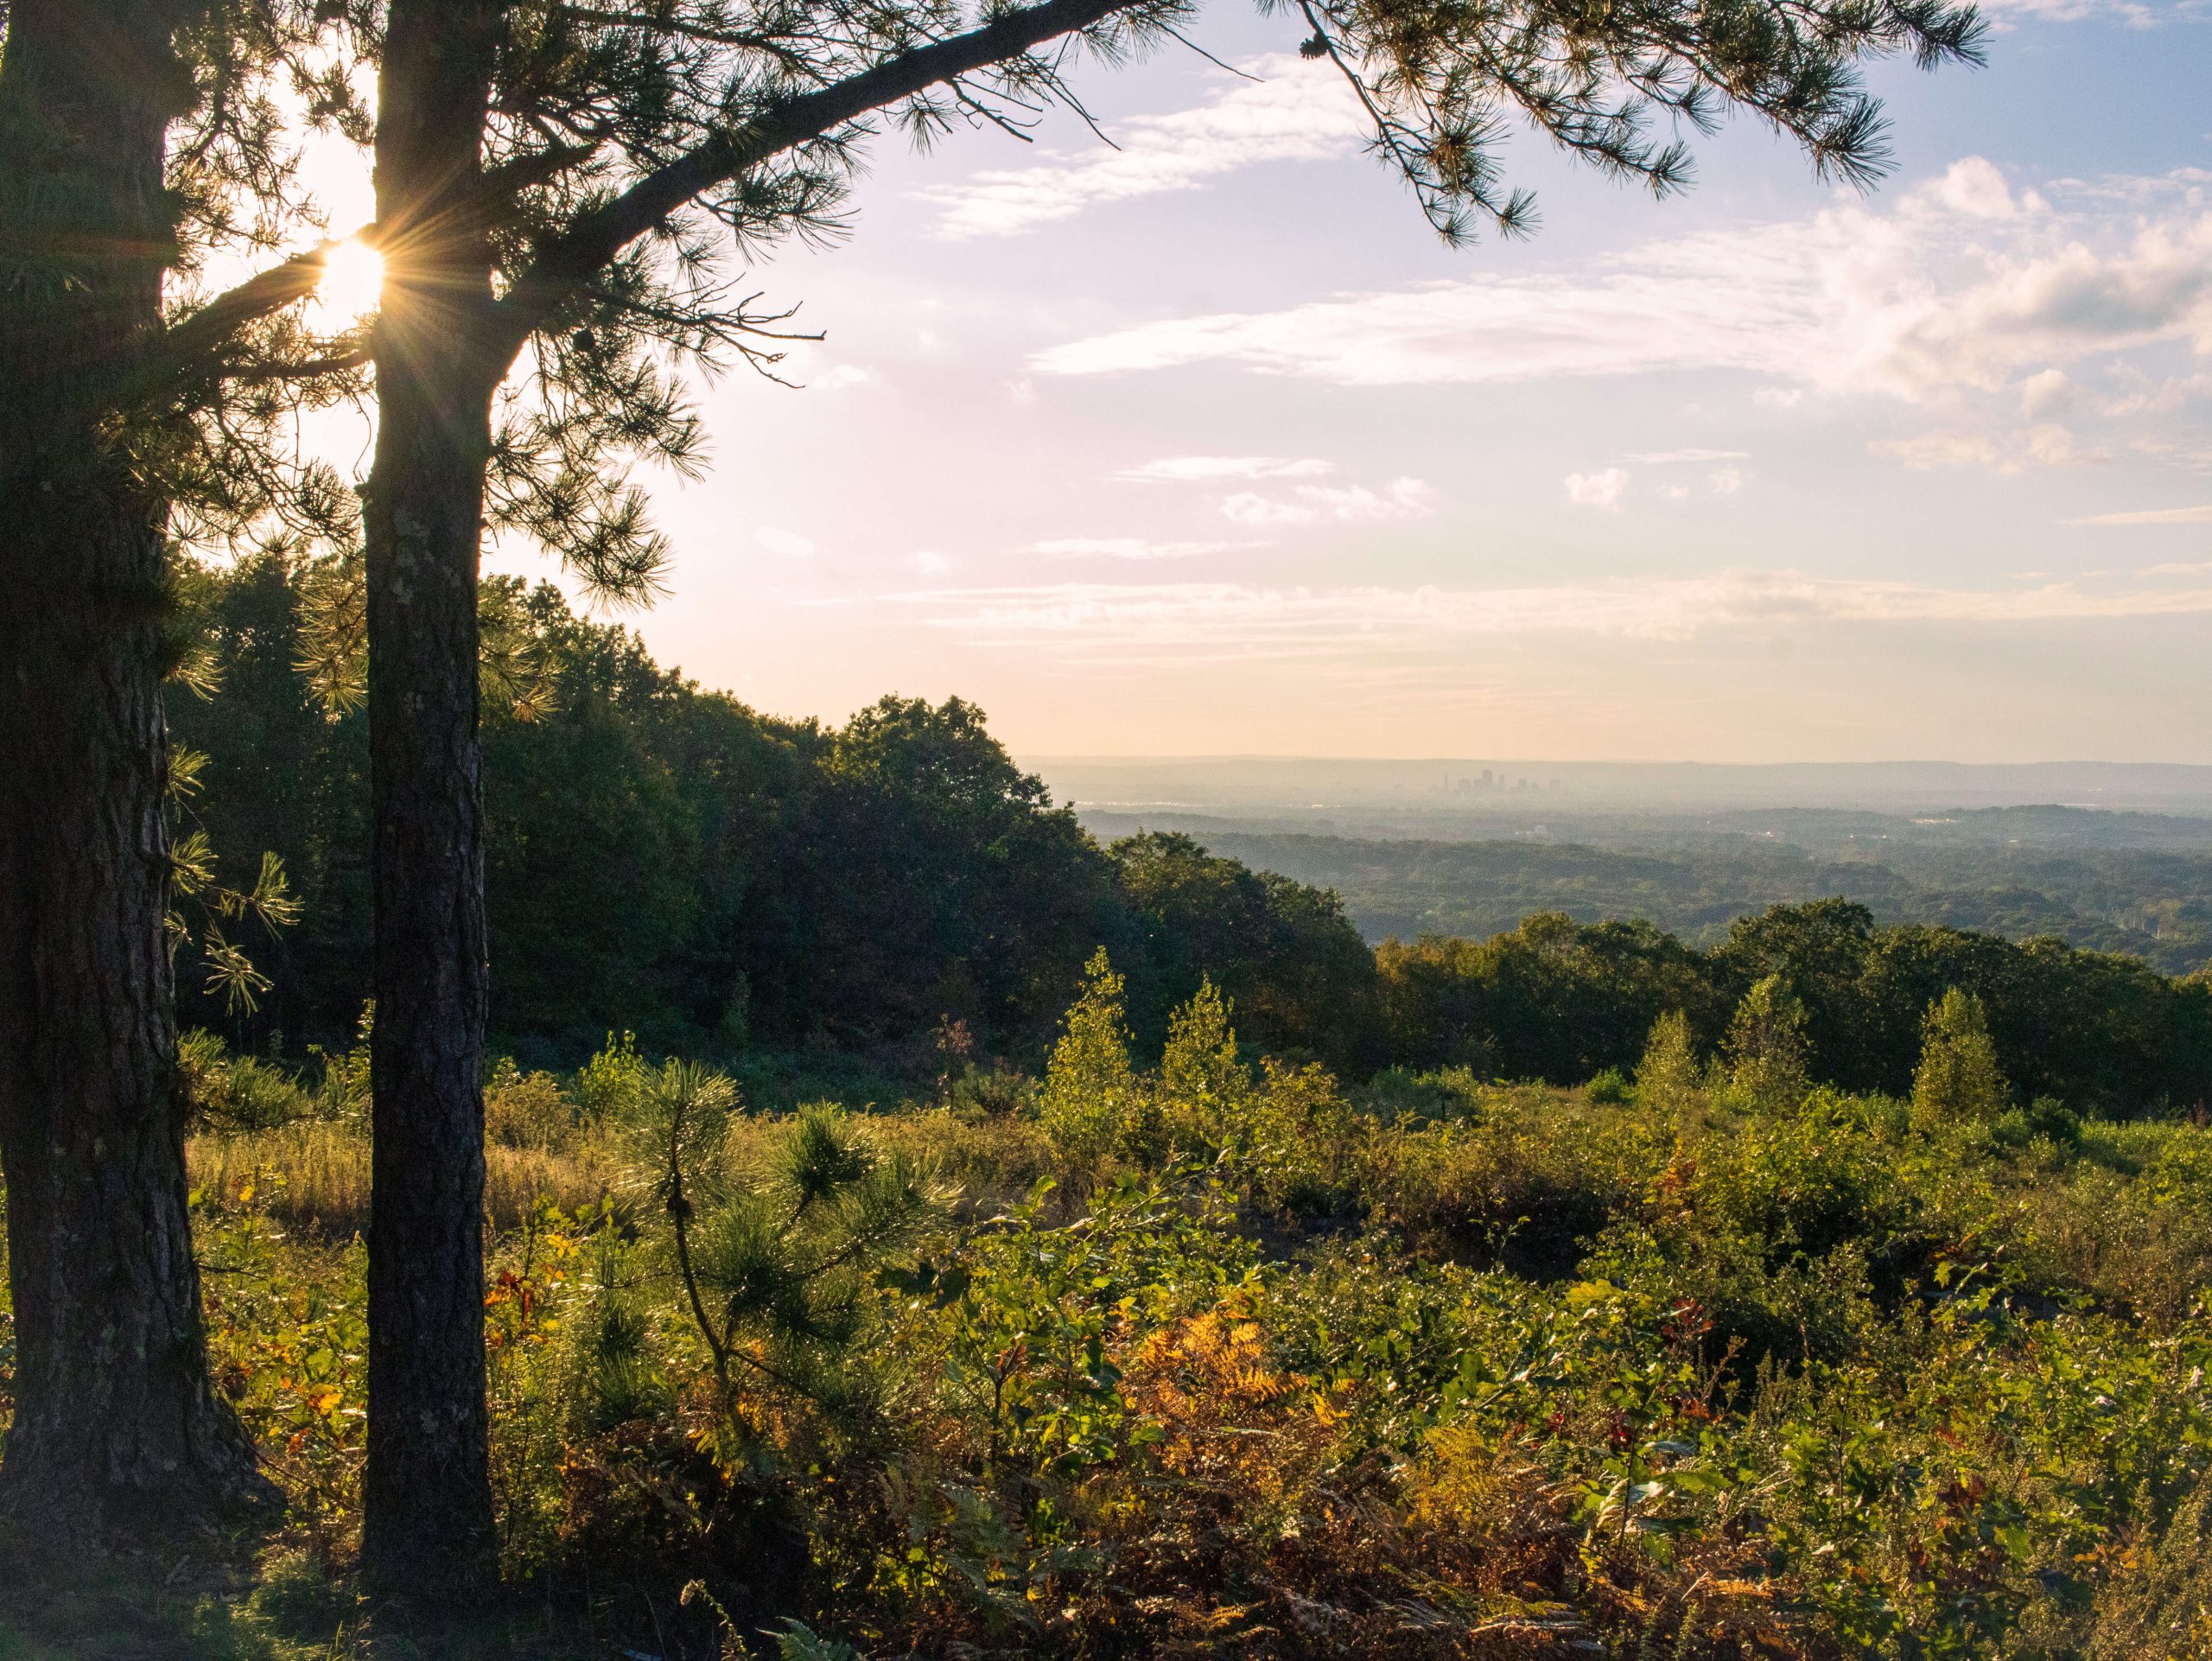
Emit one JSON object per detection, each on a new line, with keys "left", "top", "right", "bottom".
{"left": 357, "top": 0, "right": 506, "bottom": 1596}
{"left": 0, "top": 0, "right": 271, "bottom": 1532}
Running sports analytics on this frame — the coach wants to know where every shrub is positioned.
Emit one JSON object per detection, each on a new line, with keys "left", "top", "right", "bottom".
{"left": 486, "top": 1058, "right": 577, "bottom": 1149}
{"left": 1726, "top": 974, "right": 1811, "bottom": 1106}
{"left": 1633, "top": 1009, "right": 1703, "bottom": 1115}
{"left": 1585, "top": 1066, "right": 1632, "bottom": 1105}
{"left": 1034, "top": 949, "right": 1141, "bottom": 1168}
{"left": 1913, "top": 987, "right": 2012, "bottom": 1126}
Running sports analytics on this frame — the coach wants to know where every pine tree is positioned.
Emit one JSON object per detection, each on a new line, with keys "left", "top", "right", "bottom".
{"left": 1912, "top": 988, "right": 2010, "bottom": 1126}
{"left": 340, "top": 0, "right": 1982, "bottom": 1582}
{"left": 643, "top": 1062, "right": 939, "bottom": 1456}
{"left": 0, "top": 0, "right": 1981, "bottom": 1575}
{"left": 0, "top": 0, "right": 367, "bottom": 1533}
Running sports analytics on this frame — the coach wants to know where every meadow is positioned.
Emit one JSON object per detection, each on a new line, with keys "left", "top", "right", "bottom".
{"left": 9, "top": 967, "right": 2212, "bottom": 1659}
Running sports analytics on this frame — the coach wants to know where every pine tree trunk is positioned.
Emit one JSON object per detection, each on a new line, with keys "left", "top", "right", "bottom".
{"left": 356, "top": 0, "right": 506, "bottom": 1595}
{"left": 0, "top": 0, "right": 271, "bottom": 1532}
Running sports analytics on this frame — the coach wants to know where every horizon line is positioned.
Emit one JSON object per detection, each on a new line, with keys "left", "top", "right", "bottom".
{"left": 1017, "top": 755, "right": 2212, "bottom": 771}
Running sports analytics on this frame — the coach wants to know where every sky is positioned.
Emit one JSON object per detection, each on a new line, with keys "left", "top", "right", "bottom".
{"left": 341, "top": 9, "right": 2212, "bottom": 761}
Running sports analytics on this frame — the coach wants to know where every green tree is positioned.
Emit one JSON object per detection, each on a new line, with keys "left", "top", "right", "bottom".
{"left": 1161, "top": 978, "right": 1248, "bottom": 1107}
{"left": 1157, "top": 977, "right": 1255, "bottom": 1165}
{"left": 1039, "top": 949, "right": 1141, "bottom": 1164}
{"left": 1911, "top": 987, "right": 2009, "bottom": 1126}
{"left": 1636, "top": 1009, "right": 1703, "bottom": 1116}
{"left": 1713, "top": 900, "right": 1884, "bottom": 1090}
{"left": 1376, "top": 933, "right": 1498, "bottom": 1076}
{"left": 1376, "top": 913, "right": 1719, "bottom": 1085}
{"left": 786, "top": 697, "right": 1115, "bottom": 1047}
{"left": 1726, "top": 974, "right": 1812, "bottom": 1107}
{"left": 643, "top": 1065, "right": 938, "bottom": 1447}
{"left": 1112, "top": 831, "right": 1380, "bottom": 1070}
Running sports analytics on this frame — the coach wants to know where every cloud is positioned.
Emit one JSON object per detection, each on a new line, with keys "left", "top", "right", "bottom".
{"left": 1624, "top": 449, "right": 1749, "bottom": 464}
{"left": 1030, "top": 537, "right": 1255, "bottom": 559}
{"left": 1564, "top": 469, "right": 1630, "bottom": 509}
{"left": 910, "top": 550, "right": 951, "bottom": 574}
{"left": 887, "top": 570, "right": 2212, "bottom": 657}
{"left": 2019, "top": 368, "right": 2078, "bottom": 417}
{"left": 1974, "top": 0, "right": 2196, "bottom": 24}
{"left": 756, "top": 525, "right": 816, "bottom": 559}
{"left": 1116, "top": 455, "right": 1335, "bottom": 483}
{"left": 1218, "top": 476, "right": 1438, "bottom": 526}
{"left": 812, "top": 364, "right": 875, "bottom": 391}
{"left": 2072, "top": 504, "right": 2212, "bottom": 525}
{"left": 1033, "top": 160, "right": 2212, "bottom": 423}
{"left": 1872, "top": 215, "right": 2212, "bottom": 397}
{"left": 918, "top": 56, "right": 1365, "bottom": 239}
{"left": 1708, "top": 467, "right": 1746, "bottom": 495}
{"left": 1033, "top": 251, "right": 1831, "bottom": 384}
{"left": 1872, "top": 423, "right": 2103, "bottom": 472}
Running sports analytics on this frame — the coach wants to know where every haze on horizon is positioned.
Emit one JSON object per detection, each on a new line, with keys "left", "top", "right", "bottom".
{"left": 479, "top": 6, "right": 2212, "bottom": 764}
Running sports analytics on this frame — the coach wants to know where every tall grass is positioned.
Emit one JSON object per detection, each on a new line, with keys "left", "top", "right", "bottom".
{"left": 188, "top": 1124, "right": 616, "bottom": 1236}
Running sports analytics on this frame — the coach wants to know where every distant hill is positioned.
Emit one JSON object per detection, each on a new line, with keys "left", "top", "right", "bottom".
{"left": 1030, "top": 756, "right": 2212, "bottom": 821}
{"left": 1071, "top": 816, "right": 2212, "bottom": 976}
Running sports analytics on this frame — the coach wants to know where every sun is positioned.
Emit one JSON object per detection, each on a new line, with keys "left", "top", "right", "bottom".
{"left": 314, "top": 237, "right": 385, "bottom": 323}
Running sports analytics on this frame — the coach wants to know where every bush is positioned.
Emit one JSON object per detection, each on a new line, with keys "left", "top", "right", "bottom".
{"left": 86, "top": 963, "right": 2212, "bottom": 1661}
{"left": 486, "top": 1058, "right": 577, "bottom": 1149}
{"left": 1585, "top": 1066, "right": 1632, "bottom": 1105}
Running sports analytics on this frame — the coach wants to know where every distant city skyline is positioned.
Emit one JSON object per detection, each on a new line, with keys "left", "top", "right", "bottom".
{"left": 1017, "top": 756, "right": 2212, "bottom": 816}
{"left": 347, "top": 10, "right": 2212, "bottom": 760}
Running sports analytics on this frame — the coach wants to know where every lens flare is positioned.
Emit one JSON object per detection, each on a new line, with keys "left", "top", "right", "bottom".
{"left": 314, "top": 238, "right": 384, "bottom": 322}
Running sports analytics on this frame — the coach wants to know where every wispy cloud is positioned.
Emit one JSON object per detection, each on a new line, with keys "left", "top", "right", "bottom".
{"left": 1030, "top": 537, "right": 1257, "bottom": 559}
{"left": 1033, "top": 160, "right": 2212, "bottom": 430}
{"left": 1116, "top": 455, "right": 1336, "bottom": 482}
{"left": 887, "top": 570, "right": 2212, "bottom": 656}
{"left": 1624, "top": 449, "right": 1750, "bottom": 464}
{"left": 2072, "top": 504, "right": 2212, "bottom": 525}
{"left": 1217, "top": 476, "right": 1438, "bottom": 526}
{"left": 918, "top": 56, "right": 1365, "bottom": 239}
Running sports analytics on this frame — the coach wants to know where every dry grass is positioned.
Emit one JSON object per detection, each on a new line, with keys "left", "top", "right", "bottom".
{"left": 188, "top": 1123, "right": 617, "bottom": 1237}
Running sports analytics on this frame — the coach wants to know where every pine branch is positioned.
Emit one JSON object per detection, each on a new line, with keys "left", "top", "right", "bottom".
{"left": 490, "top": 0, "right": 1152, "bottom": 366}
{"left": 221, "top": 347, "right": 373, "bottom": 383}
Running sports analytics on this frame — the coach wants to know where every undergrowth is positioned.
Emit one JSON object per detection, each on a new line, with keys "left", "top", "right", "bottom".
{"left": 6, "top": 976, "right": 2212, "bottom": 1658}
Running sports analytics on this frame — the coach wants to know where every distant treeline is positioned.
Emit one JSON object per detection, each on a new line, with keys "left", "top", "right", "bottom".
{"left": 1376, "top": 907, "right": 2212, "bottom": 1115}
{"left": 178, "top": 555, "right": 2212, "bottom": 1114}
{"left": 1090, "top": 826, "right": 2212, "bottom": 977}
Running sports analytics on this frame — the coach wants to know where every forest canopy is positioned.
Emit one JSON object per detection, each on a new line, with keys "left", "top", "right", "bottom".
{"left": 175, "top": 552, "right": 2212, "bottom": 1117}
